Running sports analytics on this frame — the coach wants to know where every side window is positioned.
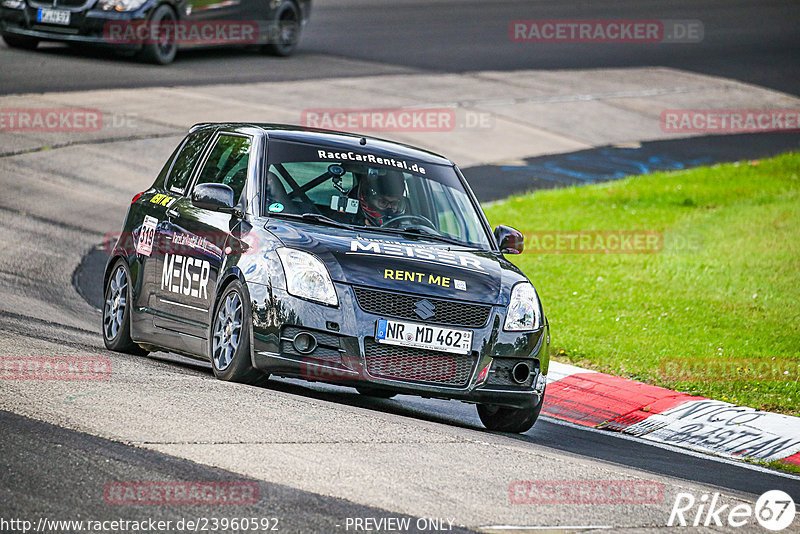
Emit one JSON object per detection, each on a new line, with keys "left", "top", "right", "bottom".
{"left": 194, "top": 134, "right": 251, "bottom": 202}
{"left": 155, "top": 143, "right": 182, "bottom": 186}
{"left": 166, "top": 129, "right": 214, "bottom": 194}
{"left": 427, "top": 181, "right": 460, "bottom": 236}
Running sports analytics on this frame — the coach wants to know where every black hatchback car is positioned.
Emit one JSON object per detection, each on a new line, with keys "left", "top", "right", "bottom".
{"left": 0, "top": 0, "right": 309, "bottom": 63}
{"left": 103, "top": 123, "right": 550, "bottom": 432}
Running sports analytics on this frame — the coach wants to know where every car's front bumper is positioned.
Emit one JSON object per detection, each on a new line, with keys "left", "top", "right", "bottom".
{"left": 1, "top": 2, "right": 152, "bottom": 47}
{"left": 247, "top": 282, "right": 549, "bottom": 410}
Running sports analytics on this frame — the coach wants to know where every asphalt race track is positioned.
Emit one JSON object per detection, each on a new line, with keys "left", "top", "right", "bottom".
{"left": 1, "top": 108, "right": 799, "bottom": 531}
{"left": 0, "top": 410, "right": 475, "bottom": 534}
{"left": 1, "top": 0, "right": 800, "bottom": 532}
{"left": 1, "top": 0, "right": 799, "bottom": 96}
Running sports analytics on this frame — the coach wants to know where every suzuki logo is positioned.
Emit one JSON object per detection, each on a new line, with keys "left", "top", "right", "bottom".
{"left": 414, "top": 299, "right": 435, "bottom": 320}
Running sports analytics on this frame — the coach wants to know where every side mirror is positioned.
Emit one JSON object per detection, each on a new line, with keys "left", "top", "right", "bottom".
{"left": 192, "top": 183, "right": 235, "bottom": 213}
{"left": 494, "top": 225, "right": 524, "bottom": 254}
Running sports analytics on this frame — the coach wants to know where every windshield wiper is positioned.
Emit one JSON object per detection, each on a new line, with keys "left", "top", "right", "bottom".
{"left": 269, "top": 212, "right": 353, "bottom": 230}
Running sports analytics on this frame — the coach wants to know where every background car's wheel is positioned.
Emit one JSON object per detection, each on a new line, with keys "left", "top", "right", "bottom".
{"left": 356, "top": 386, "right": 397, "bottom": 399}
{"left": 102, "top": 259, "right": 148, "bottom": 355}
{"left": 139, "top": 5, "right": 178, "bottom": 65}
{"left": 262, "top": 0, "right": 301, "bottom": 57}
{"left": 210, "top": 280, "right": 268, "bottom": 386}
{"left": 2, "top": 33, "right": 39, "bottom": 50}
{"left": 476, "top": 394, "right": 544, "bottom": 433}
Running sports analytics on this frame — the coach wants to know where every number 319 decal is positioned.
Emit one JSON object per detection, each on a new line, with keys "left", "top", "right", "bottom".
{"left": 136, "top": 216, "right": 158, "bottom": 257}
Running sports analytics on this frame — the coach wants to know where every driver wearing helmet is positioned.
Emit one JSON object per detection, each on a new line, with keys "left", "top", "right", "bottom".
{"left": 354, "top": 168, "right": 407, "bottom": 226}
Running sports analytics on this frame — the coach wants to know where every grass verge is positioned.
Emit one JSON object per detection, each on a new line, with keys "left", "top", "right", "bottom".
{"left": 484, "top": 152, "right": 800, "bottom": 416}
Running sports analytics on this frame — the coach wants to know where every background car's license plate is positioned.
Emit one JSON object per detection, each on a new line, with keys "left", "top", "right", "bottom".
{"left": 37, "top": 9, "right": 70, "bottom": 25}
{"left": 375, "top": 318, "right": 472, "bottom": 355}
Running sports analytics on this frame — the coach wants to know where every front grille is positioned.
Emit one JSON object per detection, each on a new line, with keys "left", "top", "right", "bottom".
{"left": 363, "top": 338, "right": 475, "bottom": 387}
{"left": 30, "top": 25, "right": 79, "bottom": 34}
{"left": 486, "top": 358, "right": 538, "bottom": 387}
{"left": 280, "top": 326, "right": 342, "bottom": 364}
{"left": 29, "top": 0, "right": 92, "bottom": 10}
{"left": 353, "top": 287, "right": 491, "bottom": 328}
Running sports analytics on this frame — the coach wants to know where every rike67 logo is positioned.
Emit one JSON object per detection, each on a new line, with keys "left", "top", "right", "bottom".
{"left": 669, "top": 490, "right": 796, "bottom": 531}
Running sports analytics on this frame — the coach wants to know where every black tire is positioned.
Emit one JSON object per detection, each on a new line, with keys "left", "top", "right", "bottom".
{"left": 477, "top": 394, "right": 544, "bottom": 433}
{"left": 262, "top": 0, "right": 301, "bottom": 57}
{"left": 102, "top": 259, "right": 148, "bottom": 355}
{"left": 356, "top": 386, "right": 397, "bottom": 399}
{"left": 210, "top": 280, "right": 268, "bottom": 386}
{"left": 139, "top": 5, "right": 178, "bottom": 65}
{"left": 2, "top": 33, "right": 39, "bottom": 50}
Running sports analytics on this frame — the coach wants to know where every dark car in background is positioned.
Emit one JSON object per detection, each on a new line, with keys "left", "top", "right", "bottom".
{"left": 102, "top": 123, "right": 550, "bottom": 432}
{"left": 0, "top": 0, "right": 310, "bottom": 63}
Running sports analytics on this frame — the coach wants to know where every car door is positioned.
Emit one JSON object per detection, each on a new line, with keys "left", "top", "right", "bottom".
{"left": 184, "top": 0, "right": 243, "bottom": 26}
{"left": 141, "top": 127, "right": 214, "bottom": 319}
{"left": 152, "top": 130, "right": 255, "bottom": 355}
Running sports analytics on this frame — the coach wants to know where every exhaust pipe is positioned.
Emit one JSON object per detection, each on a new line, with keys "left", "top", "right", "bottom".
{"left": 511, "top": 362, "right": 531, "bottom": 384}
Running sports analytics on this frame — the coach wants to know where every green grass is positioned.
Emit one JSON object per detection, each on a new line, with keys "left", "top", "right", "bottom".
{"left": 483, "top": 152, "right": 800, "bottom": 415}
{"left": 757, "top": 459, "right": 800, "bottom": 476}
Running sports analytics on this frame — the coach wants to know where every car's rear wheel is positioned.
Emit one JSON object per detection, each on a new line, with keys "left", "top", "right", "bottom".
{"left": 211, "top": 280, "right": 268, "bottom": 386}
{"left": 477, "top": 394, "right": 544, "bottom": 433}
{"left": 139, "top": 5, "right": 178, "bottom": 65}
{"left": 356, "top": 386, "right": 397, "bottom": 399}
{"left": 102, "top": 259, "right": 147, "bottom": 355}
{"left": 262, "top": 0, "right": 300, "bottom": 56}
{"left": 2, "top": 33, "right": 39, "bottom": 50}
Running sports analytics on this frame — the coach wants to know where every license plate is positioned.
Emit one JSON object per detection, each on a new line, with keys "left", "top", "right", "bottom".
{"left": 37, "top": 9, "right": 70, "bottom": 25}
{"left": 375, "top": 318, "right": 472, "bottom": 355}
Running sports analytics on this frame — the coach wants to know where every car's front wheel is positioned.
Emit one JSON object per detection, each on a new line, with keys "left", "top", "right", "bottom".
{"left": 102, "top": 259, "right": 147, "bottom": 355}
{"left": 139, "top": 5, "right": 178, "bottom": 64}
{"left": 2, "top": 33, "right": 39, "bottom": 50}
{"left": 262, "top": 0, "right": 301, "bottom": 56}
{"left": 477, "top": 394, "right": 544, "bottom": 433}
{"left": 210, "top": 280, "right": 268, "bottom": 386}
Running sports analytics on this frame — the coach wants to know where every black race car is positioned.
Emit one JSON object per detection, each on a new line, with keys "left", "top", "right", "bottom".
{"left": 1, "top": 0, "right": 309, "bottom": 64}
{"left": 103, "top": 123, "right": 550, "bottom": 432}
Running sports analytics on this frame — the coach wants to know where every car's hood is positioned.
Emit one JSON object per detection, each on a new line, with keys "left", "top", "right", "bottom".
{"left": 265, "top": 220, "right": 509, "bottom": 304}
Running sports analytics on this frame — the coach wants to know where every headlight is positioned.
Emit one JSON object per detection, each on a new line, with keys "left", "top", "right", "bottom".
{"left": 98, "top": 0, "right": 147, "bottom": 12}
{"left": 1, "top": 0, "right": 25, "bottom": 9}
{"left": 504, "top": 282, "right": 541, "bottom": 331}
{"left": 276, "top": 248, "right": 338, "bottom": 306}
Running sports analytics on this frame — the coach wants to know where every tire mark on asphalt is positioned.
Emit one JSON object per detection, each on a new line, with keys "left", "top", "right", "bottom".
{"left": 0, "top": 131, "right": 181, "bottom": 159}
{"left": 0, "top": 308, "right": 97, "bottom": 336}
{"left": 0, "top": 203, "right": 105, "bottom": 236}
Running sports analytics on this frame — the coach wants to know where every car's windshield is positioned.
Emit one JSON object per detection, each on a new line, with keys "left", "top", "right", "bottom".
{"left": 263, "top": 140, "right": 492, "bottom": 249}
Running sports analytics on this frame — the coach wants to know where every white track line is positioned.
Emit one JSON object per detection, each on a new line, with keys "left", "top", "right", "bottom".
{"left": 478, "top": 526, "right": 611, "bottom": 531}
